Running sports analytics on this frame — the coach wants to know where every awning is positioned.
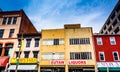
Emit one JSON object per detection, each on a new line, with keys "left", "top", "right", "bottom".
{"left": 0, "top": 57, "right": 9, "bottom": 67}
{"left": 8, "top": 65, "right": 37, "bottom": 70}
{"left": 98, "top": 67, "right": 120, "bottom": 71}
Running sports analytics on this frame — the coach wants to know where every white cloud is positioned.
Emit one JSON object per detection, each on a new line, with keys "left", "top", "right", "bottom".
{"left": 25, "top": 0, "right": 118, "bottom": 33}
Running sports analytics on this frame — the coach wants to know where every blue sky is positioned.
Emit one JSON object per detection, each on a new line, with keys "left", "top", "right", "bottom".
{"left": 0, "top": 0, "right": 118, "bottom": 33}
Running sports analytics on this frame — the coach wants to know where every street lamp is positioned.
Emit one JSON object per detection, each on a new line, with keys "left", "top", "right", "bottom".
{"left": 15, "top": 34, "right": 23, "bottom": 72}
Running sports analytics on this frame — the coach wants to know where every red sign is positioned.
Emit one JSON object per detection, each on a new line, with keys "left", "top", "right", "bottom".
{"left": 51, "top": 60, "right": 65, "bottom": 65}
{"left": 68, "top": 60, "right": 87, "bottom": 65}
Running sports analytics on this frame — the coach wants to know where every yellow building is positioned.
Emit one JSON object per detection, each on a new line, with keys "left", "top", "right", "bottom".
{"left": 39, "top": 24, "right": 97, "bottom": 72}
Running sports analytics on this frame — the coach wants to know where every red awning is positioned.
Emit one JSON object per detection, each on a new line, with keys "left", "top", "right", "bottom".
{"left": 0, "top": 57, "right": 9, "bottom": 67}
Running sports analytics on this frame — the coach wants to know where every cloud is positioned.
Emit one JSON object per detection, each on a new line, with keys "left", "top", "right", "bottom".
{"left": 25, "top": 0, "right": 118, "bottom": 33}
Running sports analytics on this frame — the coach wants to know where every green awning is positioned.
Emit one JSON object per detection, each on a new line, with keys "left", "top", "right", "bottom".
{"left": 98, "top": 67, "right": 120, "bottom": 71}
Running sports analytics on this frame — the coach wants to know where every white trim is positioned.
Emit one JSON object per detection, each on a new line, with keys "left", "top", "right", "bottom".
{"left": 99, "top": 52, "right": 105, "bottom": 61}
{"left": 96, "top": 38, "right": 103, "bottom": 45}
{"left": 110, "top": 37, "right": 116, "bottom": 45}
{"left": 112, "top": 51, "right": 119, "bottom": 61}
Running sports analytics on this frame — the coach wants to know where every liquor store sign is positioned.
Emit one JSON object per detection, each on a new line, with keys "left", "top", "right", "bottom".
{"left": 10, "top": 58, "right": 37, "bottom": 64}
{"left": 50, "top": 60, "right": 87, "bottom": 65}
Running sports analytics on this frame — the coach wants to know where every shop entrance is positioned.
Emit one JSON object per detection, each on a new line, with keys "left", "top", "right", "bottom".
{"left": 69, "top": 67, "right": 95, "bottom": 72}
{"left": 41, "top": 67, "right": 65, "bottom": 72}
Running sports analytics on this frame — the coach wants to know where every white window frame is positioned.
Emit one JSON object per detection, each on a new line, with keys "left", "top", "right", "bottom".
{"left": 99, "top": 52, "right": 105, "bottom": 61}
{"left": 96, "top": 38, "right": 103, "bottom": 45}
{"left": 110, "top": 37, "right": 116, "bottom": 45}
{"left": 113, "top": 51, "right": 119, "bottom": 61}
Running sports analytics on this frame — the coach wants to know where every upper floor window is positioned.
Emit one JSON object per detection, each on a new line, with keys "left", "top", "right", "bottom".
{"left": 42, "top": 52, "right": 64, "bottom": 60}
{"left": 4, "top": 43, "right": 13, "bottom": 56}
{"left": 35, "top": 39, "right": 40, "bottom": 47}
{"left": 0, "top": 29, "right": 4, "bottom": 38}
{"left": 42, "top": 38, "right": 64, "bottom": 45}
{"left": 110, "top": 37, "right": 116, "bottom": 45}
{"left": 2, "top": 17, "right": 7, "bottom": 25}
{"left": 13, "top": 17, "right": 17, "bottom": 24}
{"left": 0, "top": 44, "right": 3, "bottom": 56}
{"left": 69, "top": 38, "right": 90, "bottom": 45}
{"left": 7, "top": 17, "right": 12, "bottom": 24}
{"left": 24, "top": 51, "right": 30, "bottom": 58}
{"left": 70, "top": 52, "right": 92, "bottom": 60}
{"left": 9, "top": 29, "right": 14, "bottom": 38}
{"left": 99, "top": 52, "right": 105, "bottom": 61}
{"left": 26, "top": 39, "right": 31, "bottom": 47}
{"left": 113, "top": 52, "right": 119, "bottom": 61}
{"left": 33, "top": 51, "right": 39, "bottom": 58}
{"left": 96, "top": 38, "right": 102, "bottom": 45}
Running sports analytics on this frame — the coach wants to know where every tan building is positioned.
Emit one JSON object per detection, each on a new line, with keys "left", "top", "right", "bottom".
{"left": 99, "top": 0, "right": 120, "bottom": 34}
{"left": 39, "top": 24, "right": 97, "bottom": 72}
{"left": 0, "top": 10, "right": 37, "bottom": 72}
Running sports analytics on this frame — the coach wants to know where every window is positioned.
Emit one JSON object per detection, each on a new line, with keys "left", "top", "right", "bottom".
{"left": 108, "top": 26, "right": 112, "bottom": 32}
{"left": 110, "top": 37, "right": 116, "bottom": 45}
{"left": 24, "top": 51, "right": 30, "bottom": 58}
{"left": 4, "top": 43, "right": 13, "bottom": 56}
{"left": 7, "top": 17, "right": 12, "bottom": 24}
{"left": 35, "top": 39, "right": 39, "bottom": 47}
{"left": 0, "top": 29, "right": 4, "bottom": 38}
{"left": 99, "top": 52, "right": 105, "bottom": 61}
{"left": 54, "top": 39, "right": 59, "bottom": 45}
{"left": 0, "top": 44, "right": 2, "bottom": 56}
{"left": 26, "top": 39, "right": 31, "bottom": 47}
{"left": 70, "top": 52, "right": 92, "bottom": 60}
{"left": 33, "top": 51, "right": 39, "bottom": 58}
{"left": 42, "top": 52, "right": 64, "bottom": 60}
{"left": 69, "top": 38, "right": 90, "bottom": 45}
{"left": 96, "top": 38, "right": 102, "bottom": 45}
{"left": 113, "top": 52, "right": 119, "bottom": 61}
{"left": 114, "top": 27, "right": 119, "bottom": 34}
{"left": 9, "top": 29, "right": 14, "bottom": 38}
{"left": 42, "top": 38, "right": 64, "bottom": 45}
{"left": 13, "top": 17, "right": 17, "bottom": 24}
{"left": 2, "top": 17, "right": 7, "bottom": 25}
{"left": 113, "top": 19, "right": 117, "bottom": 27}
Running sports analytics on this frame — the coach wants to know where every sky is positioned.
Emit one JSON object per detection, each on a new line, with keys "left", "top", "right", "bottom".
{"left": 0, "top": 0, "right": 118, "bottom": 33}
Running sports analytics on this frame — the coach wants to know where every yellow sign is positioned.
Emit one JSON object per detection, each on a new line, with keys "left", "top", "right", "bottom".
{"left": 10, "top": 58, "right": 37, "bottom": 64}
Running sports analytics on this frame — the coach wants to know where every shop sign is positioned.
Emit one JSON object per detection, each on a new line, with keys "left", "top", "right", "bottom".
{"left": 10, "top": 58, "right": 37, "bottom": 64}
{"left": 97, "top": 62, "right": 120, "bottom": 67}
{"left": 51, "top": 60, "right": 65, "bottom": 65}
{"left": 68, "top": 60, "right": 87, "bottom": 65}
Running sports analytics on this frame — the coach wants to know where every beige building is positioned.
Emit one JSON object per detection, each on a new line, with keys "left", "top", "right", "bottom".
{"left": 39, "top": 24, "right": 97, "bottom": 72}
{"left": 0, "top": 10, "right": 37, "bottom": 72}
{"left": 99, "top": 0, "right": 120, "bottom": 34}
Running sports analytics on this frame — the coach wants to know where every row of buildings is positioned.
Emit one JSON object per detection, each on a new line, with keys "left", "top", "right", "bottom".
{"left": 0, "top": 0, "right": 120, "bottom": 72}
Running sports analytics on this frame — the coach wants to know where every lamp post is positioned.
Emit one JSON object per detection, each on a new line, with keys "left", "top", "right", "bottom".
{"left": 15, "top": 34, "right": 23, "bottom": 72}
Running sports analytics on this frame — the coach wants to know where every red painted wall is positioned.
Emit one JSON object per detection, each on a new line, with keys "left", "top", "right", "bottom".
{"left": 93, "top": 35, "right": 120, "bottom": 62}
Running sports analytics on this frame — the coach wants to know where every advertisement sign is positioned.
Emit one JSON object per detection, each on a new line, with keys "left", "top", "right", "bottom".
{"left": 10, "top": 58, "right": 37, "bottom": 64}
{"left": 51, "top": 60, "right": 65, "bottom": 65}
{"left": 68, "top": 60, "right": 87, "bottom": 65}
{"left": 97, "top": 62, "right": 120, "bottom": 67}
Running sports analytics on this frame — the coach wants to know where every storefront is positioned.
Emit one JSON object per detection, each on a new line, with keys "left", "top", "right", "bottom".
{"left": 97, "top": 62, "right": 120, "bottom": 72}
{"left": 0, "top": 57, "right": 9, "bottom": 72}
{"left": 68, "top": 60, "right": 95, "bottom": 72}
{"left": 8, "top": 58, "right": 38, "bottom": 72}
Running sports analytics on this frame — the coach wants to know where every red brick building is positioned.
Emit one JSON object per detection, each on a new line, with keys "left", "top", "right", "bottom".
{"left": 93, "top": 34, "right": 120, "bottom": 72}
{"left": 0, "top": 10, "right": 38, "bottom": 72}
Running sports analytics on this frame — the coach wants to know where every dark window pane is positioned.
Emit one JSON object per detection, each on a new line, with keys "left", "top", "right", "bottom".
{"left": 2, "top": 17, "right": 7, "bottom": 25}
{"left": 26, "top": 39, "right": 31, "bottom": 47}
{"left": 35, "top": 39, "right": 39, "bottom": 47}
{"left": 13, "top": 17, "right": 17, "bottom": 24}
{"left": 0, "top": 29, "right": 4, "bottom": 38}
{"left": 7, "top": 17, "right": 12, "bottom": 24}
{"left": 54, "top": 39, "right": 59, "bottom": 45}
{"left": 9, "top": 29, "right": 14, "bottom": 38}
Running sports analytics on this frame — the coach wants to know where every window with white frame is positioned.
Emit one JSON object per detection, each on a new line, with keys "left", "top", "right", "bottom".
{"left": 26, "top": 39, "right": 31, "bottom": 47}
{"left": 69, "top": 38, "right": 90, "bottom": 45}
{"left": 33, "top": 51, "right": 39, "bottom": 58}
{"left": 42, "top": 38, "right": 64, "bottom": 45}
{"left": 96, "top": 38, "right": 103, "bottom": 45}
{"left": 24, "top": 51, "right": 30, "bottom": 58}
{"left": 110, "top": 37, "right": 116, "bottom": 45}
{"left": 42, "top": 52, "right": 64, "bottom": 60}
{"left": 113, "top": 52, "right": 119, "bottom": 61}
{"left": 35, "top": 39, "right": 40, "bottom": 47}
{"left": 99, "top": 52, "right": 105, "bottom": 61}
{"left": 70, "top": 52, "right": 92, "bottom": 60}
